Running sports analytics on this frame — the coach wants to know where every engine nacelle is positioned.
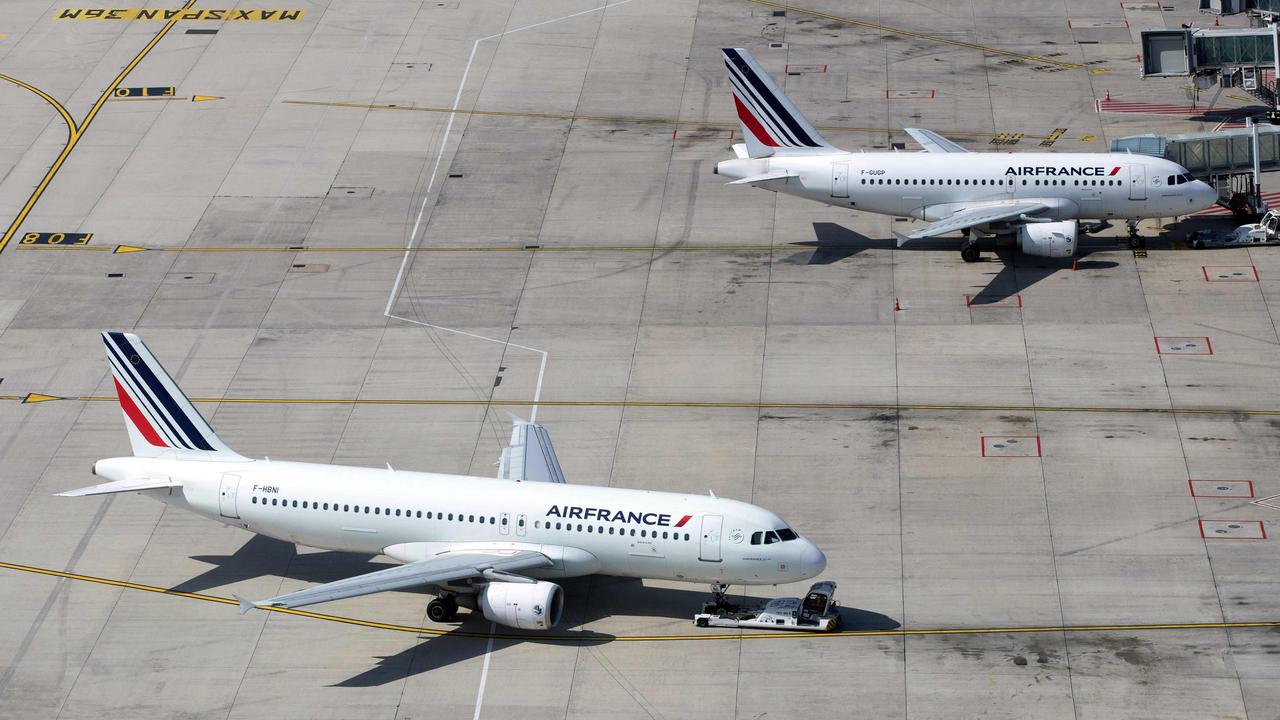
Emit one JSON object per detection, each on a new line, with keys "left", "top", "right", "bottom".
{"left": 480, "top": 581, "right": 564, "bottom": 631}
{"left": 1017, "top": 220, "right": 1077, "bottom": 258}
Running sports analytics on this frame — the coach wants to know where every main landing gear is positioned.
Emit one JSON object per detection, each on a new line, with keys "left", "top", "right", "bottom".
{"left": 960, "top": 228, "right": 983, "bottom": 263}
{"left": 427, "top": 594, "right": 459, "bottom": 623}
{"left": 1126, "top": 220, "right": 1146, "bottom": 250}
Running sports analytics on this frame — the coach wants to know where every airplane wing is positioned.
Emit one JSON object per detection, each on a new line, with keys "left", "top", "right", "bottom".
{"left": 56, "top": 477, "right": 180, "bottom": 497}
{"left": 727, "top": 171, "right": 799, "bottom": 186}
{"left": 235, "top": 549, "right": 553, "bottom": 613}
{"left": 903, "top": 127, "right": 968, "bottom": 154}
{"left": 498, "top": 419, "right": 566, "bottom": 483}
{"left": 897, "top": 201, "right": 1050, "bottom": 244}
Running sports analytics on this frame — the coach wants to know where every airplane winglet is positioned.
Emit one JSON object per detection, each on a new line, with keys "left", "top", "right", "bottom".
{"left": 233, "top": 594, "right": 259, "bottom": 615}
{"left": 893, "top": 231, "right": 915, "bottom": 248}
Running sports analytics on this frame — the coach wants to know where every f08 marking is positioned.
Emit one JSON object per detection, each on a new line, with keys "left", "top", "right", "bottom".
{"left": 20, "top": 232, "right": 91, "bottom": 246}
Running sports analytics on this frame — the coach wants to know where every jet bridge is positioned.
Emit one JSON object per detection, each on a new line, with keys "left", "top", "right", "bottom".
{"left": 1111, "top": 126, "right": 1280, "bottom": 176}
{"left": 1141, "top": 26, "right": 1278, "bottom": 78}
{"left": 1112, "top": 125, "right": 1280, "bottom": 213}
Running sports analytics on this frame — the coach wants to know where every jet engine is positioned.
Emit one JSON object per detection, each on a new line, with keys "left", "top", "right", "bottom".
{"left": 480, "top": 580, "right": 565, "bottom": 630}
{"left": 1017, "top": 220, "right": 1077, "bottom": 258}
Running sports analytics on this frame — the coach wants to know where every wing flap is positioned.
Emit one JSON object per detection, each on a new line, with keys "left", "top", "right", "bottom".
{"left": 498, "top": 419, "right": 566, "bottom": 483}
{"left": 901, "top": 201, "right": 1049, "bottom": 243}
{"left": 903, "top": 127, "right": 968, "bottom": 154}
{"left": 238, "top": 550, "right": 552, "bottom": 613}
{"left": 56, "top": 477, "right": 179, "bottom": 497}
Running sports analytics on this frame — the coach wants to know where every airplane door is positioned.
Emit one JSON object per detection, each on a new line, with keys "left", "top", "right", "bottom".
{"left": 516, "top": 513, "right": 527, "bottom": 536}
{"left": 1128, "top": 165, "right": 1147, "bottom": 200}
{"left": 699, "top": 515, "right": 723, "bottom": 562}
{"left": 218, "top": 473, "right": 241, "bottom": 519}
{"left": 500, "top": 512, "right": 511, "bottom": 535}
{"left": 831, "top": 162, "right": 849, "bottom": 198}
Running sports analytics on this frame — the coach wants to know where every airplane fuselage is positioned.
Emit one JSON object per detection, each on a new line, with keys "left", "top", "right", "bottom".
{"left": 94, "top": 456, "right": 825, "bottom": 587}
{"left": 716, "top": 151, "right": 1217, "bottom": 223}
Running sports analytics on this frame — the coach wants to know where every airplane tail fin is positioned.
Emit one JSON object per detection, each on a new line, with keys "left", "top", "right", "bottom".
{"left": 722, "top": 48, "right": 834, "bottom": 159}
{"left": 102, "top": 332, "right": 245, "bottom": 461}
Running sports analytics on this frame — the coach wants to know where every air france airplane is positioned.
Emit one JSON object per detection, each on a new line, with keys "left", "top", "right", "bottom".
{"left": 714, "top": 48, "right": 1219, "bottom": 262}
{"left": 59, "top": 333, "right": 826, "bottom": 630}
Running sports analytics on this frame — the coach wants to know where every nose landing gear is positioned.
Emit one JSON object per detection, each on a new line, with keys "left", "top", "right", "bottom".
{"left": 1126, "top": 220, "right": 1145, "bottom": 250}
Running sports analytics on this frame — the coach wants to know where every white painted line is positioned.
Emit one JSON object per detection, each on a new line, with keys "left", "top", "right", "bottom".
{"left": 472, "top": 624, "right": 496, "bottom": 720}
{"left": 1253, "top": 494, "right": 1280, "bottom": 510}
{"left": 381, "top": 5, "right": 636, "bottom": 718}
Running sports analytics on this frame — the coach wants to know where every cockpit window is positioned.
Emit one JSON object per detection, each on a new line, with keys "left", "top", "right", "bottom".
{"left": 763, "top": 531, "right": 780, "bottom": 544}
{"left": 751, "top": 531, "right": 763, "bottom": 545}
{"left": 776, "top": 528, "right": 798, "bottom": 541}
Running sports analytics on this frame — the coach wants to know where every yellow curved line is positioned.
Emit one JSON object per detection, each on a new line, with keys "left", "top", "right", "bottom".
{"left": 0, "top": 73, "right": 76, "bottom": 138}
{"left": 0, "top": 0, "right": 197, "bottom": 256}
{"left": 4, "top": 560, "right": 1280, "bottom": 643}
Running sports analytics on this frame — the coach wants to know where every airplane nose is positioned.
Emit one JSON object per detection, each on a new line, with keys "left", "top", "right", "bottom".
{"left": 1197, "top": 181, "right": 1218, "bottom": 208}
{"left": 800, "top": 542, "right": 826, "bottom": 578}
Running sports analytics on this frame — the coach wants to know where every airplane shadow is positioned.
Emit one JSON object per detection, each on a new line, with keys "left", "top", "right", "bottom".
{"left": 175, "top": 535, "right": 900, "bottom": 686}
{"left": 779, "top": 222, "right": 955, "bottom": 265}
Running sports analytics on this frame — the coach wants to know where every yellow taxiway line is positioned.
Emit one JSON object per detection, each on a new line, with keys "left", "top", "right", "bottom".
{"left": 279, "top": 100, "right": 1083, "bottom": 142}
{"left": 0, "top": 1, "right": 197, "bottom": 255}
{"left": 2, "top": 560, "right": 1274, "bottom": 642}
{"left": 20, "top": 243, "right": 785, "bottom": 254}
{"left": 751, "top": 0, "right": 1084, "bottom": 70}
{"left": 15, "top": 392, "right": 1280, "bottom": 417}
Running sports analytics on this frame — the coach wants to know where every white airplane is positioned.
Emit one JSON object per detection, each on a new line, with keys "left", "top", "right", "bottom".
{"left": 714, "top": 48, "right": 1219, "bottom": 262}
{"left": 59, "top": 332, "right": 826, "bottom": 630}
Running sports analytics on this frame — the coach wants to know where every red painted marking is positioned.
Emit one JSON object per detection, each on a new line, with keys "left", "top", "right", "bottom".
{"left": 733, "top": 95, "right": 778, "bottom": 147}
{"left": 1188, "top": 479, "right": 1255, "bottom": 499}
{"left": 1109, "top": 166, "right": 1121, "bottom": 176}
{"left": 113, "top": 377, "right": 167, "bottom": 447}
{"left": 674, "top": 514, "right": 692, "bottom": 528}
{"left": 1154, "top": 336, "right": 1214, "bottom": 355}
{"left": 965, "top": 294, "right": 1022, "bottom": 308}
{"left": 1198, "top": 519, "right": 1267, "bottom": 540}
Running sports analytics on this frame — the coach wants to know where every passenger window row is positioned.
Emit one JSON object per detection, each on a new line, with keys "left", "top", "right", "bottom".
{"left": 534, "top": 519, "right": 691, "bottom": 541}
{"left": 250, "top": 496, "right": 500, "bottom": 524}
{"left": 860, "top": 177, "right": 1123, "bottom": 188}
{"left": 862, "top": 177, "right": 1012, "bottom": 186}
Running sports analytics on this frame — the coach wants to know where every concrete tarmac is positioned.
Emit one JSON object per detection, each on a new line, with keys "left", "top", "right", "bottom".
{"left": 2, "top": 1, "right": 1279, "bottom": 718}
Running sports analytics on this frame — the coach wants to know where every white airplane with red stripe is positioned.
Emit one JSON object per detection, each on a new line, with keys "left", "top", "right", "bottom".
{"left": 59, "top": 332, "right": 826, "bottom": 629}
{"left": 715, "top": 48, "right": 1218, "bottom": 262}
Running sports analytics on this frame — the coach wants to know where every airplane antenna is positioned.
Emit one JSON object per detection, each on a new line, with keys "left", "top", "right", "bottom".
{"left": 709, "top": 489, "right": 717, "bottom": 499}
{"left": 386, "top": 463, "right": 394, "bottom": 472}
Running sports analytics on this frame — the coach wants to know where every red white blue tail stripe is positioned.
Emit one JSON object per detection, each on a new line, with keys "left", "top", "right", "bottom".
{"left": 723, "top": 48, "right": 832, "bottom": 157}
{"left": 103, "top": 332, "right": 242, "bottom": 459}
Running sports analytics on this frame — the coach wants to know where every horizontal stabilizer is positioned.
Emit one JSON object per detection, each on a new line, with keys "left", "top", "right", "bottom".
{"left": 56, "top": 477, "right": 180, "bottom": 497}
{"left": 727, "top": 171, "right": 798, "bottom": 186}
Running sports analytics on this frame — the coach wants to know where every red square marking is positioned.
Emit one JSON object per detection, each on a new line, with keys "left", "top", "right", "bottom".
{"left": 1199, "top": 520, "right": 1266, "bottom": 540}
{"left": 1189, "top": 480, "right": 1254, "bottom": 498}
{"left": 966, "top": 294, "right": 1022, "bottom": 308}
{"left": 981, "top": 435, "right": 1042, "bottom": 457}
{"left": 1155, "top": 336, "right": 1213, "bottom": 355}
{"left": 1203, "top": 266, "right": 1259, "bottom": 282}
